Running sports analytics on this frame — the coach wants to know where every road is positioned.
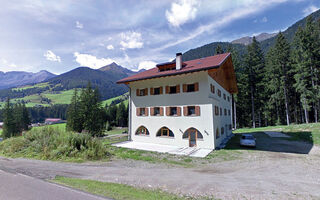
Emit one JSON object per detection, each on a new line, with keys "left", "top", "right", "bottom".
{"left": 0, "top": 132, "right": 319, "bottom": 199}
{"left": 0, "top": 169, "right": 110, "bottom": 200}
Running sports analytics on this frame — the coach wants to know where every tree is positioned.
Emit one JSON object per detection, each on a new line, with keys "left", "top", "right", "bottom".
{"left": 116, "top": 102, "right": 127, "bottom": 127}
{"left": 67, "top": 88, "right": 83, "bottom": 133}
{"left": 215, "top": 45, "right": 224, "bottom": 55}
{"left": 244, "top": 37, "right": 265, "bottom": 128}
{"left": 2, "top": 98, "right": 16, "bottom": 138}
{"left": 79, "top": 83, "right": 106, "bottom": 136}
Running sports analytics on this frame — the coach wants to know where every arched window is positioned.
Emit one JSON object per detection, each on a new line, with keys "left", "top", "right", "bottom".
{"left": 182, "top": 128, "right": 203, "bottom": 139}
{"left": 156, "top": 127, "right": 174, "bottom": 137}
{"left": 135, "top": 126, "right": 149, "bottom": 136}
{"left": 221, "top": 127, "right": 224, "bottom": 135}
{"left": 216, "top": 128, "right": 220, "bottom": 139}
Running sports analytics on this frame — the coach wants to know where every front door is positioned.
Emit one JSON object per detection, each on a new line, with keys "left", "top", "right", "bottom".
{"left": 189, "top": 130, "right": 197, "bottom": 147}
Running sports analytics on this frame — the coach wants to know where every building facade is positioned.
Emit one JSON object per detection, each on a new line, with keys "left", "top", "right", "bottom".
{"left": 117, "top": 53, "right": 237, "bottom": 149}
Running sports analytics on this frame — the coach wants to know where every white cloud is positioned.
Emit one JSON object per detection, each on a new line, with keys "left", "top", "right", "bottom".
{"left": 261, "top": 16, "right": 268, "bottom": 23}
{"left": 0, "top": 58, "right": 33, "bottom": 72}
{"left": 165, "top": 0, "right": 200, "bottom": 27}
{"left": 44, "top": 50, "right": 61, "bottom": 62}
{"left": 73, "top": 52, "right": 115, "bottom": 69}
{"left": 302, "top": 5, "right": 319, "bottom": 16}
{"left": 76, "top": 21, "right": 83, "bottom": 29}
{"left": 138, "top": 61, "right": 156, "bottom": 71}
{"left": 120, "top": 31, "right": 143, "bottom": 49}
{"left": 106, "top": 44, "right": 114, "bottom": 50}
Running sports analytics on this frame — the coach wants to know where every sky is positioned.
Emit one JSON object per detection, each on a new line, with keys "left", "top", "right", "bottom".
{"left": 0, "top": 0, "right": 319, "bottom": 74}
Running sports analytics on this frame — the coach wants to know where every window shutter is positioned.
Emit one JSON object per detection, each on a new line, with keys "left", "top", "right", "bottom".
{"left": 177, "top": 107, "right": 181, "bottom": 116}
{"left": 150, "top": 88, "right": 154, "bottom": 95}
{"left": 166, "top": 107, "right": 170, "bottom": 116}
{"left": 150, "top": 107, "right": 154, "bottom": 116}
{"left": 160, "top": 87, "right": 163, "bottom": 94}
{"left": 136, "top": 89, "right": 140, "bottom": 96}
{"left": 159, "top": 107, "right": 164, "bottom": 116}
{"left": 145, "top": 108, "right": 149, "bottom": 116}
{"left": 165, "top": 86, "right": 169, "bottom": 94}
{"left": 176, "top": 85, "right": 180, "bottom": 93}
{"left": 136, "top": 108, "right": 140, "bottom": 116}
{"left": 183, "top": 106, "right": 188, "bottom": 116}
{"left": 194, "top": 82, "right": 199, "bottom": 91}
{"left": 183, "top": 84, "right": 187, "bottom": 92}
{"left": 145, "top": 88, "right": 148, "bottom": 95}
{"left": 195, "top": 106, "right": 200, "bottom": 116}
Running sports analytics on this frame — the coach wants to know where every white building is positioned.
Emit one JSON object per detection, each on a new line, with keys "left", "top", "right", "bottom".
{"left": 117, "top": 52, "right": 238, "bottom": 152}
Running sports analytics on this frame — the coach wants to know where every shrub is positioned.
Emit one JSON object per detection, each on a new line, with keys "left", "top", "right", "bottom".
{"left": 0, "top": 126, "right": 110, "bottom": 161}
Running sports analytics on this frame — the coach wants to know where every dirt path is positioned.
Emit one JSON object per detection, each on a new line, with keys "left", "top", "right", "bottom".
{"left": 0, "top": 133, "right": 319, "bottom": 200}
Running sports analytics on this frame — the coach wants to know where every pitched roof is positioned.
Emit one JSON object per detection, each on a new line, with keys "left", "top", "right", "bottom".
{"left": 117, "top": 53, "right": 231, "bottom": 84}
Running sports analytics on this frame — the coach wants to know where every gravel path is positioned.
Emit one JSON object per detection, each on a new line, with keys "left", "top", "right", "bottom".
{"left": 0, "top": 132, "right": 319, "bottom": 200}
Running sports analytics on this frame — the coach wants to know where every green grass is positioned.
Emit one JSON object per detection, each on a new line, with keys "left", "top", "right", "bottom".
{"left": 42, "top": 90, "right": 74, "bottom": 104}
{"left": 102, "top": 92, "right": 128, "bottom": 107}
{"left": 105, "top": 127, "right": 128, "bottom": 136}
{"left": 52, "top": 176, "right": 209, "bottom": 200}
{"left": 0, "top": 129, "right": 2, "bottom": 137}
{"left": 12, "top": 82, "right": 50, "bottom": 91}
{"left": 234, "top": 123, "right": 320, "bottom": 145}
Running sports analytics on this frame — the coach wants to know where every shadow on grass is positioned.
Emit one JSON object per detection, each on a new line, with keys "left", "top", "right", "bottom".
{"left": 224, "top": 131, "right": 313, "bottom": 154}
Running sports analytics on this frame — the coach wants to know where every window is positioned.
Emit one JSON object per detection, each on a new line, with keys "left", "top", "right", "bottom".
{"left": 187, "top": 84, "right": 195, "bottom": 92}
{"left": 210, "top": 84, "right": 215, "bottom": 93}
{"left": 136, "top": 88, "right": 148, "bottom": 96}
{"left": 154, "top": 87, "right": 161, "bottom": 95}
{"left": 215, "top": 106, "right": 219, "bottom": 115}
{"left": 154, "top": 107, "right": 160, "bottom": 115}
{"left": 218, "top": 89, "right": 221, "bottom": 97}
{"left": 166, "top": 85, "right": 180, "bottom": 94}
{"left": 227, "top": 96, "right": 230, "bottom": 102}
{"left": 228, "top": 110, "right": 231, "bottom": 116}
{"left": 224, "top": 108, "right": 227, "bottom": 116}
{"left": 137, "top": 107, "right": 148, "bottom": 116}
{"left": 221, "top": 127, "right": 224, "bottom": 135}
{"left": 188, "top": 106, "right": 195, "bottom": 115}
{"left": 170, "top": 107, "right": 177, "bottom": 115}
{"left": 220, "top": 107, "right": 222, "bottom": 116}
{"left": 166, "top": 106, "right": 181, "bottom": 116}
{"left": 216, "top": 128, "right": 220, "bottom": 139}
{"left": 135, "top": 126, "right": 149, "bottom": 136}
{"left": 223, "top": 93, "right": 226, "bottom": 100}
{"left": 183, "top": 128, "right": 203, "bottom": 139}
{"left": 157, "top": 127, "right": 174, "bottom": 137}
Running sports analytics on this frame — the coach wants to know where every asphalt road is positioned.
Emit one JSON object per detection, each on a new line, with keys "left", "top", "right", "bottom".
{"left": 0, "top": 169, "right": 110, "bottom": 200}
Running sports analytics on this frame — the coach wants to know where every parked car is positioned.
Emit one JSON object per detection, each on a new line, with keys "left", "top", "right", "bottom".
{"left": 240, "top": 134, "right": 256, "bottom": 147}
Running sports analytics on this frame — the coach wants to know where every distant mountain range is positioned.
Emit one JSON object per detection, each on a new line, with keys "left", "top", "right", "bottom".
{"left": 0, "top": 70, "right": 56, "bottom": 90}
{"left": 231, "top": 32, "right": 278, "bottom": 45}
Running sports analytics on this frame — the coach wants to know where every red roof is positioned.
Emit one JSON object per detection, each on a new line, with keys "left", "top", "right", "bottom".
{"left": 117, "top": 53, "right": 231, "bottom": 84}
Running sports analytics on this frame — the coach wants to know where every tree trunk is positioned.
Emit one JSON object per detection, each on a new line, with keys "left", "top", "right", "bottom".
{"left": 303, "top": 98, "right": 309, "bottom": 124}
{"left": 258, "top": 112, "right": 261, "bottom": 127}
{"left": 251, "top": 85, "right": 255, "bottom": 128}
{"left": 283, "top": 86, "right": 290, "bottom": 126}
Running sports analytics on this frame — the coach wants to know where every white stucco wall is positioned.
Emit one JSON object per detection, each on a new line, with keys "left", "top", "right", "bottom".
{"left": 128, "top": 71, "right": 232, "bottom": 149}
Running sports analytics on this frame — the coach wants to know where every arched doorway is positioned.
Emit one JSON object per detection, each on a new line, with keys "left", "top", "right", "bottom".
{"left": 183, "top": 128, "right": 203, "bottom": 147}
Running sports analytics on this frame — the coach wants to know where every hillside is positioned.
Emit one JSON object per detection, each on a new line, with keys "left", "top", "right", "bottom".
{"left": 0, "top": 63, "right": 136, "bottom": 107}
{"left": 0, "top": 70, "right": 56, "bottom": 90}
{"left": 232, "top": 32, "right": 277, "bottom": 45}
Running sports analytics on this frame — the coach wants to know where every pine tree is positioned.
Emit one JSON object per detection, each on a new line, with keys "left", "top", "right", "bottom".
{"left": 215, "top": 45, "right": 224, "bottom": 55}
{"left": 67, "top": 88, "right": 83, "bottom": 132}
{"left": 2, "top": 98, "right": 16, "bottom": 138}
{"left": 116, "top": 102, "right": 127, "bottom": 127}
{"left": 245, "top": 37, "right": 265, "bottom": 128}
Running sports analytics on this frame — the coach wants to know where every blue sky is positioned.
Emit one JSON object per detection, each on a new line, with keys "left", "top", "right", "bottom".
{"left": 0, "top": 0, "right": 319, "bottom": 74}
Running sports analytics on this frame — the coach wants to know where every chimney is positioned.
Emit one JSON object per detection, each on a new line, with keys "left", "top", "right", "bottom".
{"left": 176, "top": 53, "right": 182, "bottom": 70}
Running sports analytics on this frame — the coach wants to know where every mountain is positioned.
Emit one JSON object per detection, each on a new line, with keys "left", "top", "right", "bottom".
{"left": 232, "top": 32, "right": 278, "bottom": 45}
{"left": 0, "top": 70, "right": 56, "bottom": 89}
{"left": 0, "top": 63, "right": 138, "bottom": 106}
{"left": 182, "top": 9, "right": 320, "bottom": 61}
{"left": 99, "top": 62, "right": 136, "bottom": 77}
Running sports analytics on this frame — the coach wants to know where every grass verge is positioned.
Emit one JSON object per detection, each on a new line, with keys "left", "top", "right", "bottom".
{"left": 52, "top": 176, "right": 213, "bottom": 200}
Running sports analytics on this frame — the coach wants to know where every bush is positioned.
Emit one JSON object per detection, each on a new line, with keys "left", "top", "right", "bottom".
{"left": 0, "top": 127, "right": 110, "bottom": 161}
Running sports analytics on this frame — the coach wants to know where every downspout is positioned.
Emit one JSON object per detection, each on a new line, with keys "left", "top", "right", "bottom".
{"left": 128, "top": 86, "right": 132, "bottom": 141}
